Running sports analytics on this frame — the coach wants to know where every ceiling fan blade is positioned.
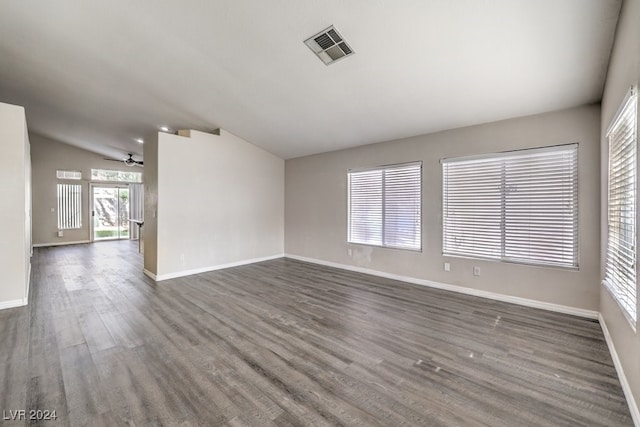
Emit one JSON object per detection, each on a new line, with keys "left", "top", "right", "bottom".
{"left": 104, "top": 155, "right": 143, "bottom": 167}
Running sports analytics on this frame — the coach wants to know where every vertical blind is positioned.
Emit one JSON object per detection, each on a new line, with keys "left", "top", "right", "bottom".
{"left": 129, "top": 183, "right": 144, "bottom": 240}
{"left": 57, "top": 184, "right": 82, "bottom": 229}
{"left": 605, "top": 90, "right": 637, "bottom": 323}
{"left": 348, "top": 162, "right": 421, "bottom": 250}
{"left": 442, "top": 144, "right": 578, "bottom": 268}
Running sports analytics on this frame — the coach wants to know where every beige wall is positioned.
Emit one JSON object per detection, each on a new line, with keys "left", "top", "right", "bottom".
{"left": 144, "top": 129, "right": 284, "bottom": 279}
{"left": 31, "top": 134, "right": 143, "bottom": 245}
{"left": 142, "top": 132, "right": 159, "bottom": 276}
{"left": 600, "top": 0, "right": 640, "bottom": 416}
{"left": 0, "top": 102, "right": 31, "bottom": 307}
{"left": 286, "top": 105, "right": 600, "bottom": 312}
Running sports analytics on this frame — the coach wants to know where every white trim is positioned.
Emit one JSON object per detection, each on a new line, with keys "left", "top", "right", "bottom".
{"left": 33, "top": 240, "right": 91, "bottom": 248}
{"left": 0, "top": 298, "right": 27, "bottom": 310}
{"left": 143, "top": 268, "right": 157, "bottom": 281}
{"left": 599, "top": 313, "right": 640, "bottom": 426}
{"left": 440, "top": 142, "right": 578, "bottom": 164}
{"left": 148, "top": 254, "right": 285, "bottom": 282}
{"left": 606, "top": 85, "right": 637, "bottom": 136}
{"left": 602, "top": 280, "right": 637, "bottom": 332}
{"left": 25, "top": 261, "right": 31, "bottom": 305}
{"left": 284, "top": 254, "right": 599, "bottom": 319}
{"left": 347, "top": 160, "right": 422, "bottom": 173}
{"left": 0, "top": 263, "right": 31, "bottom": 311}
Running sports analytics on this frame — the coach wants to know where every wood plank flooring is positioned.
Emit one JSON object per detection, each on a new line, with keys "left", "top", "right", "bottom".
{"left": 0, "top": 241, "right": 633, "bottom": 426}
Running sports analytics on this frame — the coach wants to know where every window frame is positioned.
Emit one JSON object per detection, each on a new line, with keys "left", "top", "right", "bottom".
{"left": 91, "top": 168, "right": 143, "bottom": 183}
{"left": 441, "top": 143, "right": 579, "bottom": 269}
{"left": 604, "top": 86, "right": 638, "bottom": 328}
{"left": 347, "top": 161, "right": 422, "bottom": 252}
{"left": 56, "top": 170, "right": 82, "bottom": 180}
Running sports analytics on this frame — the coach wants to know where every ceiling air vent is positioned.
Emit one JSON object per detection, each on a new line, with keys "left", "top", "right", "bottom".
{"left": 304, "top": 26, "right": 355, "bottom": 65}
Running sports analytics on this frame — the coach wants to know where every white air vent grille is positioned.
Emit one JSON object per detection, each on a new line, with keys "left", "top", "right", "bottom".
{"left": 304, "top": 26, "right": 354, "bottom": 65}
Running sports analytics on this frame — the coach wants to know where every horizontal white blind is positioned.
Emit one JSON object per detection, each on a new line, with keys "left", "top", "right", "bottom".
{"left": 348, "top": 162, "right": 421, "bottom": 250}
{"left": 443, "top": 144, "right": 578, "bottom": 268}
{"left": 605, "top": 91, "right": 637, "bottom": 323}
{"left": 57, "top": 184, "right": 82, "bottom": 229}
{"left": 349, "top": 169, "right": 383, "bottom": 246}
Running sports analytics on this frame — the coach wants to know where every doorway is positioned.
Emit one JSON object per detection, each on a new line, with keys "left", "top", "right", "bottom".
{"left": 91, "top": 185, "right": 130, "bottom": 241}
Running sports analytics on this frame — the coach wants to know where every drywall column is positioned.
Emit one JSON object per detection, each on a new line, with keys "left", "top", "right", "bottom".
{"left": 0, "top": 102, "right": 31, "bottom": 309}
{"left": 143, "top": 132, "right": 159, "bottom": 277}
{"left": 599, "top": 0, "right": 640, "bottom": 420}
{"left": 143, "top": 129, "right": 284, "bottom": 280}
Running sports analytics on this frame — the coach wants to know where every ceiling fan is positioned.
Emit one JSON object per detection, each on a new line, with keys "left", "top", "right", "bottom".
{"left": 104, "top": 153, "right": 143, "bottom": 167}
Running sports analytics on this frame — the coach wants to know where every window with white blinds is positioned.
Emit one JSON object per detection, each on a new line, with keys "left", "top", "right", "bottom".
{"left": 605, "top": 89, "right": 637, "bottom": 324}
{"left": 442, "top": 144, "right": 578, "bottom": 268}
{"left": 348, "top": 162, "right": 421, "bottom": 250}
{"left": 57, "top": 184, "right": 82, "bottom": 229}
{"left": 56, "top": 170, "right": 82, "bottom": 180}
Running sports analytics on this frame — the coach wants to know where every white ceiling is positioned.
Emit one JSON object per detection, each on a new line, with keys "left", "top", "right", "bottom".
{"left": 0, "top": 0, "right": 621, "bottom": 159}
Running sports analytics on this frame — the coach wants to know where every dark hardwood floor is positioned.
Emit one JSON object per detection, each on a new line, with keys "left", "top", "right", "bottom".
{"left": 0, "top": 241, "right": 633, "bottom": 426}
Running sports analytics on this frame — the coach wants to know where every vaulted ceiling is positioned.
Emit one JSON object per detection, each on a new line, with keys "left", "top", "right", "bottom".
{"left": 0, "top": 0, "right": 621, "bottom": 159}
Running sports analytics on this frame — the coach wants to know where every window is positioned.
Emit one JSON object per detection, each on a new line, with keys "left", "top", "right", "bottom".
{"left": 348, "top": 162, "right": 421, "bottom": 250}
{"left": 442, "top": 144, "right": 578, "bottom": 268}
{"left": 91, "top": 169, "right": 142, "bottom": 183}
{"left": 605, "top": 88, "right": 637, "bottom": 324}
{"left": 56, "top": 170, "right": 82, "bottom": 180}
{"left": 57, "top": 184, "right": 82, "bottom": 229}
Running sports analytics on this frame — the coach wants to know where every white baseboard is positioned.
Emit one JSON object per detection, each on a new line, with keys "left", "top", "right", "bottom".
{"left": 25, "top": 262, "right": 31, "bottom": 306}
{"left": 33, "top": 240, "right": 91, "bottom": 248}
{"left": 599, "top": 314, "right": 640, "bottom": 426}
{"left": 143, "top": 268, "right": 157, "bottom": 281}
{"left": 149, "top": 254, "right": 285, "bottom": 281}
{"left": 284, "top": 254, "right": 599, "bottom": 320}
{"left": 0, "top": 298, "right": 27, "bottom": 310}
{"left": 0, "top": 263, "right": 31, "bottom": 311}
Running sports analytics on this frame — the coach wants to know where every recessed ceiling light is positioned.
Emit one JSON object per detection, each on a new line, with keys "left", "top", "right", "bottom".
{"left": 160, "top": 126, "right": 170, "bottom": 132}
{"left": 136, "top": 138, "right": 144, "bottom": 144}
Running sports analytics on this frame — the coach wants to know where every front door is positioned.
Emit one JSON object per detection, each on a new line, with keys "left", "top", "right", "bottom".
{"left": 91, "top": 185, "right": 130, "bottom": 240}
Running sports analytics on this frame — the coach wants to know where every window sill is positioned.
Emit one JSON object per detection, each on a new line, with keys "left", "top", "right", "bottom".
{"left": 442, "top": 252, "right": 579, "bottom": 271}
{"left": 601, "top": 279, "right": 637, "bottom": 333}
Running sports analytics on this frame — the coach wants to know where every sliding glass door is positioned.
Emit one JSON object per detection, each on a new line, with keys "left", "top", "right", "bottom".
{"left": 91, "top": 185, "right": 130, "bottom": 240}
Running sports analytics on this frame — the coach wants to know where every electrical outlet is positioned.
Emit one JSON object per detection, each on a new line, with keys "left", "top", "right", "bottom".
{"left": 444, "top": 262, "right": 450, "bottom": 272}
{"left": 57, "top": 230, "right": 63, "bottom": 237}
{"left": 473, "top": 266, "right": 480, "bottom": 276}
{"left": 180, "top": 253, "right": 185, "bottom": 265}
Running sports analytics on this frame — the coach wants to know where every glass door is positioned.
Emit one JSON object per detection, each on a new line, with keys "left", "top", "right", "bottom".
{"left": 92, "top": 186, "right": 130, "bottom": 240}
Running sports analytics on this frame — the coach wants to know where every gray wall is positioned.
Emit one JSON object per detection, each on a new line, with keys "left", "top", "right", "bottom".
{"left": 143, "top": 132, "right": 159, "bottom": 276}
{"left": 144, "top": 129, "right": 284, "bottom": 279}
{"left": 600, "top": 0, "right": 640, "bottom": 415}
{"left": 31, "top": 133, "right": 143, "bottom": 246}
{"left": 285, "top": 105, "right": 600, "bottom": 312}
{"left": 0, "top": 102, "right": 31, "bottom": 308}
